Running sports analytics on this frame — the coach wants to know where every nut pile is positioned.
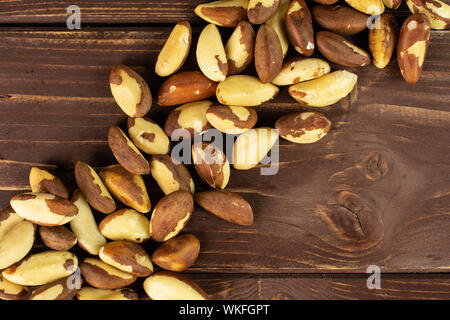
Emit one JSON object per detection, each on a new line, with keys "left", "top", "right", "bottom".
{"left": 0, "top": 0, "right": 449, "bottom": 301}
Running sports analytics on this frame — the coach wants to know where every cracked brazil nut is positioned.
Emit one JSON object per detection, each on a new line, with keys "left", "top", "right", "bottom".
{"left": 0, "top": 207, "right": 35, "bottom": 270}
{"left": 127, "top": 117, "right": 170, "bottom": 155}
{"left": 164, "top": 100, "right": 212, "bottom": 139}
{"left": 70, "top": 190, "right": 107, "bottom": 255}
{"left": 192, "top": 142, "right": 230, "bottom": 190}
{"left": 151, "top": 234, "right": 200, "bottom": 272}
{"left": 216, "top": 75, "right": 279, "bottom": 106}
{"left": 225, "top": 20, "right": 255, "bottom": 75}
{"left": 195, "top": 190, "right": 254, "bottom": 226}
{"left": 316, "top": 31, "right": 371, "bottom": 67}
{"left": 285, "top": 0, "right": 315, "bottom": 56}
{"left": 150, "top": 155, "right": 195, "bottom": 195}
{"left": 29, "top": 167, "right": 69, "bottom": 199}
{"left": 75, "top": 161, "right": 116, "bottom": 214}
{"left": 100, "top": 164, "right": 151, "bottom": 213}
{"left": 311, "top": 5, "right": 369, "bottom": 35}
{"left": 80, "top": 257, "right": 137, "bottom": 289}
{"left": 275, "top": 111, "right": 331, "bottom": 144}
{"left": 2, "top": 250, "right": 78, "bottom": 286}
{"left": 99, "top": 208, "right": 150, "bottom": 243}
{"left": 157, "top": 71, "right": 218, "bottom": 107}
{"left": 99, "top": 240, "right": 153, "bottom": 277}
{"left": 150, "top": 190, "right": 194, "bottom": 242}
{"left": 369, "top": 13, "right": 398, "bottom": 69}
{"left": 143, "top": 271, "right": 209, "bottom": 300}
{"left": 255, "top": 23, "right": 283, "bottom": 83}
{"left": 110, "top": 64, "right": 152, "bottom": 118}
{"left": 10, "top": 192, "right": 78, "bottom": 226}
{"left": 39, "top": 225, "right": 77, "bottom": 251}
{"left": 397, "top": 13, "right": 431, "bottom": 84}
{"left": 194, "top": 0, "right": 249, "bottom": 27}
{"left": 196, "top": 23, "right": 228, "bottom": 82}
{"left": 155, "top": 21, "right": 191, "bottom": 77}
{"left": 406, "top": 0, "right": 450, "bottom": 30}
{"left": 248, "top": 0, "right": 280, "bottom": 24}
{"left": 206, "top": 105, "right": 258, "bottom": 134}
{"left": 289, "top": 70, "right": 358, "bottom": 107}
{"left": 108, "top": 126, "right": 150, "bottom": 175}
{"left": 272, "top": 57, "right": 330, "bottom": 86}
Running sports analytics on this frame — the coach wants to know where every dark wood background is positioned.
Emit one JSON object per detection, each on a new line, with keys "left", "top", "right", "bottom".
{"left": 0, "top": 0, "right": 449, "bottom": 299}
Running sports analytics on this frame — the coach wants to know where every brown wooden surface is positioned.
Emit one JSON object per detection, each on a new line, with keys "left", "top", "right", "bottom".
{"left": 0, "top": 0, "right": 449, "bottom": 300}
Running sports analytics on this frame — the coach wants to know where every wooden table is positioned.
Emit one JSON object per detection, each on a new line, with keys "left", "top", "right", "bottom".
{"left": 0, "top": 1, "right": 449, "bottom": 300}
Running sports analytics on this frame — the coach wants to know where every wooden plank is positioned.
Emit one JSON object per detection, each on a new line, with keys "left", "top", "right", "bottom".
{"left": 0, "top": 1, "right": 421, "bottom": 24}
{"left": 0, "top": 28, "right": 449, "bottom": 274}
{"left": 190, "top": 273, "right": 450, "bottom": 300}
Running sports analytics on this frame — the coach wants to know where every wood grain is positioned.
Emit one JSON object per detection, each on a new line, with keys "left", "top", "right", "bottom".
{"left": 0, "top": 28, "right": 448, "bottom": 276}
{"left": 191, "top": 273, "right": 450, "bottom": 299}
{"left": 0, "top": 1, "right": 422, "bottom": 24}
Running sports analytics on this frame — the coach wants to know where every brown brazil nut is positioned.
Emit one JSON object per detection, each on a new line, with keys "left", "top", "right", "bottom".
{"left": 151, "top": 234, "right": 200, "bottom": 272}
{"left": 383, "top": 0, "right": 402, "bottom": 10}
{"left": 70, "top": 190, "right": 107, "bottom": 255}
{"left": 29, "top": 276, "right": 82, "bottom": 300}
{"left": 110, "top": 64, "right": 152, "bottom": 118}
{"left": 288, "top": 70, "right": 358, "bottom": 107}
{"left": 225, "top": 21, "right": 255, "bottom": 75}
{"left": 99, "top": 209, "right": 150, "bottom": 243}
{"left": 150, "top": 155, "right": 195, "bottom": 195}
{"left": 195, "top": 190, "right": 253, "bottom": 226}
{"left": 272, "top": 57, "right": 330, "bottom": 86}
{"left": 397, "top": 13, "right": 431, "bottom": 84}
{"left": 39, "top": 225, "right": 77, "bottom": 251}
{"left": 275, "top": 111, "right": 331, "bottom": 144}
{"left": 29, "top": 167, "right": 68, "bottom": 199}
{"left": 80, "top": 258, "right": 137, "bottom": 289}
{"left": 157, "top": 71, "right": 218, "bottom": 107}
{"left": 164, "top": 100, "right": 213, "bottom": 139}
{"left": 255, "top": 23, "right": 283, "bottom": 83}
{"left": 75, "top": 161, "right": 116, "bottom": 214}
{"left": 150, "top": 190, "right": 194, "bottom": 242}
{"left": 127, "top": 117, "right": 170, "bottom": 155}
{"left": 406, "top": 0, "right": 450, "bottom": 30}
{"left": 100, "top": 164, "right": 151, "bottom": 213}
{"left": 77, "top": 287, "right": 138, "bottom": 300}
{"left": 316, "top": 31, "right": 371, "bottom": 67}
{"left": 369, "top": 14, "right": 398, "bottom": 69}
{"left": 311, "top": 5, "right": 369, "bottom": 35}
{"left": 0, "top": 274, "right": 29, "bottom": 300}
{"left": 267, "top": 0, "right": 291, "bottom": 57}
{"left": 196, "top": 23, "right": 228, "bottom": 82}
{"left": 206, "top": 105, "right": 258, "bottom": 134}
{"left": 99, "top": 240, "right": 153, "bottom": 277}
{"left": 143, "top": 271, "right": 209, "bottom": 300}
{"left": 2, "top": 250, "right": 78, "bottom": 286}
{"left": 108, "top": 126, "right": 150, "bottom": 175}
{"left": 216, "top": 75, "right": 279, "bottom": 106}
{"left": 232, "top": 127, "right": 279, "bottom": 170}
{"left": 248, "top": 0, "right": 280, "bottom": 24}
{"left": 155, "top": 21, "right": 191, "bottom": 77}
{"left": 345, "top": 0, "right": 385, "bottom": 15}
{"left": 286, "top": 0, "right": 315, "bottom": 56}
{"left": 10, "top": 192, "right": 78, "bottom": 226}
{"left": 194, "top": 0, "right": 249, "bottom": 27}
{"left": 192, "top": 142, "right": 230, "bottom": 190}
{"left": 0, "top": 207, "right": 35, "bottom": 270}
